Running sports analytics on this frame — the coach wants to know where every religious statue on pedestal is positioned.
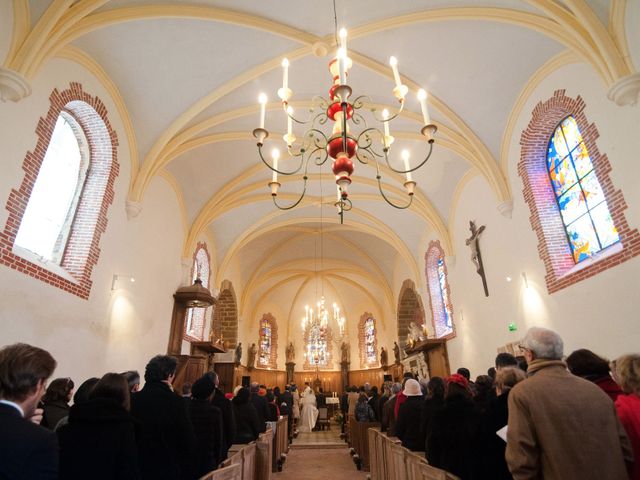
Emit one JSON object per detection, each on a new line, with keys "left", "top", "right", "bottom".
{"left": 247, "top": 343, "right": 257, "bottom": 370}
{"left": 393, "top": 341, "right": 401, "bottom": 364}
{"left": 380, "top": 346, "right": 388, "bottom": 370}
{"left": 286, "top": 342, "right": 295, "bottom": 363}
{"left": 340, "top": 341, "right": 350, "bottom": 363}
{"left": 234, "top": 342, "right": 242, "bottom": 366}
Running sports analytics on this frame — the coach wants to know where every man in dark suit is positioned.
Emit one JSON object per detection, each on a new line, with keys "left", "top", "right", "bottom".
{"left": 206, "top": 371, "right": 236, "bottom": 461}
{"left": 279, "top": 385, "right": 293, "bottom": 414}
{"left": 131, "top": 355, "right": 196, "bottom": 480}
{"left": 316, "top": 387, "right": 326, "bottom": 407}
{"left": 249, "top": 382, "right": 268, "bottom": 433}
{"left": 0, "top": 343, "right": 58, "bottom": 480}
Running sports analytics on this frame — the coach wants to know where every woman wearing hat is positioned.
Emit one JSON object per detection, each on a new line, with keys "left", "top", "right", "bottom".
{"left": 426, "top": 374, "right": 483, "bottom": 479}
{"left": 394, "top": 379, "right": 425, "bottom": 451}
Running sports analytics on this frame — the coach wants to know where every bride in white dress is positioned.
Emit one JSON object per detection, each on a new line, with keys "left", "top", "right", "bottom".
{"left": 297, "top": 386, "right": 318, "bottom": 432}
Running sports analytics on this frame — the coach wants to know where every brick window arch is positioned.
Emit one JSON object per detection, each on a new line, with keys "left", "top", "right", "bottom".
{"left": 519, "top": 90, "right": 640, "bottom": 293}
{"left": 358, "top": 312, "right": 379, "bottom": 368}
{"left": 0, "top": 83, "right": 119, "bottom": 299}
{"left": 211, "top": 280, "right": 238, "bottom": 347}
{"left": 426, "top": 241, "right": 455, "bottom": 339}
{"left": 184, "top": 242, "right": 211, "bottom": 341}
{"left": 257, "top": 313, "right": 278, "bottom": 369}
{"left": 397, "top": 279, "right": 426, "bottom": 343}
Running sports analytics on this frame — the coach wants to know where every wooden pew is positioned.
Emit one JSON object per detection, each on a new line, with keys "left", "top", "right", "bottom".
{"left": 199, "top": 463, "right": 241, "bottom": 480}
{"left": 348, "top": 416, "right": 380, "bottom": 471}
{"left": 369, "top": 429, "right": 460, "bottom": 480}
{"left": 223, "top": 443, "right": 256, "bottom": 480}
{"left": 272, "top": 416, "right": 289, "bottom": 472}
{"left": 256, "top": 429, "right": 273, "bottom": 480}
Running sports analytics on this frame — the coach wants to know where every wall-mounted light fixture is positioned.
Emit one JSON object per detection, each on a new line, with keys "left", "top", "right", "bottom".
{"left": 506, "top": 276, "right": 512, "bottom": 282}
{"left": 111, "top": 274, "right": 135, "bottom": 291}
{"left": 521, "top": 272, "right": 529, "bottom": 288}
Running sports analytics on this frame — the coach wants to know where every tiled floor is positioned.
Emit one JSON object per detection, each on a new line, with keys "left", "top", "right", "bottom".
{"left": 273, "top": 447, "right": 368, "bottom": 480}
{"left": 292, "top": 427, "right": 344, "bottom": 449}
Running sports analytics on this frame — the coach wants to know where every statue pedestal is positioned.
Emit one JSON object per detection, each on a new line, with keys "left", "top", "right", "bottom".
{"left": 340, "top": 361, "right": 350, "bottom": 389}
{"left": 286, "top": 362, "right": 295, "bottom": 384}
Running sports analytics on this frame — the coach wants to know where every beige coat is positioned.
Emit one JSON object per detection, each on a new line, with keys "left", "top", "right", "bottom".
{"left": 347, "top": 392, "right": 359, "bottom": 416}
{"left": 506, "top": 359, "right": 633, "bottom": 480}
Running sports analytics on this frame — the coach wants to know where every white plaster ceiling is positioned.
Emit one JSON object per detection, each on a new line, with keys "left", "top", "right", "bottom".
{"left": 29, "top": 0, "right": 610, "bottom": 323}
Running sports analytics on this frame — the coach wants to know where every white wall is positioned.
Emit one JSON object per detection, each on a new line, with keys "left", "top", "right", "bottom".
{"left": 445, "top": 62, "right": 640, "bottom": 377}
{"left": 0, "top": 54, "right": 185, "bottom": 384}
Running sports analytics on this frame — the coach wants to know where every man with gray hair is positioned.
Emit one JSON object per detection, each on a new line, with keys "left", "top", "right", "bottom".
{"left": 506, "top": 327, "right": 632, "bottom": 479}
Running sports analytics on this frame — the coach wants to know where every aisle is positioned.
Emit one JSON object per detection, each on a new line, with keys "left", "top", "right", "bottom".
{"left": 273, "top": 447, "right": 368, "bottom": 480}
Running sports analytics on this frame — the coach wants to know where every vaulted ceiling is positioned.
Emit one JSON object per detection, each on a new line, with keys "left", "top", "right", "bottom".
{"left": 10, "top": 0, "right": 632, "bottom": 324}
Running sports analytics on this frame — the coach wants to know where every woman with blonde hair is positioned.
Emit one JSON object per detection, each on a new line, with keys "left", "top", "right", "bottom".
{"left": 614, "top": 354, "right": 640, "bottom": 480}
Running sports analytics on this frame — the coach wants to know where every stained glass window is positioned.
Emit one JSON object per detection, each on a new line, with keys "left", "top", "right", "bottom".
{"left": 305, "top": 323, "right": 329, "bottom": 367}
{"left": 437, "top": 259, "right": 453, "bottom": 328}
{"left": 258, "top": 317, "right": 272, "bottom": 366}
{"left": 547, "top": 116, "right": 619, "bottom": 263}
{"left": 426, "top": 241, "right": 454, "bottom": 338}
{"left": 185, "top": 245, "right": 210, "bottom": 340}
{"left": 364, "top": 317, "right": 377, "bottom": 364}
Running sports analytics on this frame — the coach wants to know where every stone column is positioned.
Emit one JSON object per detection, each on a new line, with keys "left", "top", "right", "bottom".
{"left": 340, "top": 361, "right": 350, "bottom": 389}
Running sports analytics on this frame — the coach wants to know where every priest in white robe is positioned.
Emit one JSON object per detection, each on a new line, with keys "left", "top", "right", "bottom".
{"left": 298, "top": 387, "right": 318, "bottom": 432}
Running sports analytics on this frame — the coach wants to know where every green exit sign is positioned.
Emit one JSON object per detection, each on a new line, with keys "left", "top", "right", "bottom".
{"left": 508, "top": 323, "right": 518, "bottom": 332}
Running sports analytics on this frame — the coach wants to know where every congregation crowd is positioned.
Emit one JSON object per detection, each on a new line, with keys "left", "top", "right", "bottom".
{"left": 0, "top": 326, "right": 639, "bottom": 480}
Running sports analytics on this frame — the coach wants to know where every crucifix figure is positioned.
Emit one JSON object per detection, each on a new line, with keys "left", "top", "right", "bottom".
{"left": 465, "top": 220, "right": 489, "bottom": 297}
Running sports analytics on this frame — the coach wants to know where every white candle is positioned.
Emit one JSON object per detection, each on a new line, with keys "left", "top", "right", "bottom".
{"left": 282, "top": 58, "right": 289, "bottom": 90}
{"left": 337, "top": 48, "right": 346, "bottom": 85}
{"left": 258, "top": 93, "right": 267, "bottom": 129}
{"left": 271, "top": 148, "right": 280, "bottom": 183}
{"left": 287, "top": 106, "right": 293, "bottom": 138}
{"left": 336, "top": 184, "right": 341, "bottom": 201}
{"left": 339, "top": 28, "right": 348, "bottom": 57}
{"left": 389, "top": 56, "right": 402, "bottom": 89}
{"left": 382, "top": 108, "right": 390, "bottom": 140}
{"left": 418, "top": 89, "right": 430, "bottom": 125}
{"left": 402, "top": 149, "right": 412, "bottom": 182}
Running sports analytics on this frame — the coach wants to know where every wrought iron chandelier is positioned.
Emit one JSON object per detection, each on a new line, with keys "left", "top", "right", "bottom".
{"left": 253, "top": 27, "right": 437, "bottom": 223}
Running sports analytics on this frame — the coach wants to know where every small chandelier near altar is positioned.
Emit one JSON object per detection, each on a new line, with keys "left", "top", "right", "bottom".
{"left": 253, "top": 28, "right": 437, "bottom": 223}
{"left": 301, "top": 296, "right": 345, "bottom": 336}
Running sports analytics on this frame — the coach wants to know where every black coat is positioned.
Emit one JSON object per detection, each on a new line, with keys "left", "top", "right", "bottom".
{"left": 211, "top": 388, "right": 235, "bottom": 460}
{"left": 0, "top": 403, "right": 58, "bottom": 479}
{"left": 419, "top": 395, "right": 444, "bottom": 446}
{"left": 189, "top": 399, "right": 223, "bottom": 478}
{"left": 426, "top": 395, "right": 483, "bottom": 480}
{"left": 130, "top": 381, "right": 196, "bottom": 480}
{"left": 316, "top": 393, "right": 326, "bottom": 408}
{"left": 480, "top": 392, "right": 512, "bottom": 480}
{"left": 250, "top": 393, "right": 269, "bottom": 432}
{"left": 395, "top": 396, "right": 424, "bottom": 451}
{"left": 233, "top": 401, "right": 261, "bottom": 444}
{"left": 42, "top": 399, "right": 70, "bottom": 430}
{"left": 368, "top": 394, "right": 380, "bottom": 421}
{"left": 57, "top": 397, "right": 140, "bottom": 480}
{"left": 278, "top": 391, "right": 293, "bottom": 413}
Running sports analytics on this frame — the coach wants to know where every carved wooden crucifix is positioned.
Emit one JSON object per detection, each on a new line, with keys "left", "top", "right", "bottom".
{"left": 465, "top": 220, "right": 489, "bottom": 296}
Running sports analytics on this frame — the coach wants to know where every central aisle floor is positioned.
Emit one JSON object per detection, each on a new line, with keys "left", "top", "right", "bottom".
{"left": 273, "top": 447, "right": 369, "bottom": 480}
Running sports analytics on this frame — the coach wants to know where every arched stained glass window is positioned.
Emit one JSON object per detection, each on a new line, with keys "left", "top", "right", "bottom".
{"left": 15, "top": 112, "right": 89, "bottom": 263}
{"left": 548, "top": 116, "right": 619, "bottom": 263}
{"left": 185, "top": 243, "right": 210, "bottom": 340}
{"left": 258, "top": 316, "right": 273, "bottom": 366}
{"left": 303, "top": 322, "right": 332, "bottom": 369}
{"left": 437, "top": 259, "right": 453, "bottom": 329}
{"left": 426, "top": 241, "right": 454, "bottom": 338}
{"left": 364, "top": 318, "right": 376, "bottom": 363}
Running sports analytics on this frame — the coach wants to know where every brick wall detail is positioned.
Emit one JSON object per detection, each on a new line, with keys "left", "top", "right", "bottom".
{"left": 425, "top": 241, "right": 455, "bottom": 339}
{"left": 0, "top": 82, "right": 119, "bottom": 299}
{"left": 518, "top": 90, "right": 640, "bottom": 294}
{"left": 397, "top": 279, "right": 426, "bottom": 343}
{"left": 212, "top": 280, "right": 238, "bottom": 348}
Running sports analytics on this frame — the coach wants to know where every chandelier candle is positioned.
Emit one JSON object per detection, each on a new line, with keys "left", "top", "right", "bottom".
{"left": 252, "top": 27, "right": 437, "bottom": 222}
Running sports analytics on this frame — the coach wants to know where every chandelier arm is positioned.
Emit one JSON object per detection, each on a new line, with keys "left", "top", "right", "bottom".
{"left": 350, "top": 111, "right": 367, "bottom": 127}
{"left": 272, "top": 175, "right": 309, "bottom": 210}
{"left": 376, "top": 174, "right": 414, "bottom": 210}
{"left": 351, "top": 95, "right": 373, "bottom": 111}
{"left": 371, "top": 98, "right": 405, "bottom": 123}
{"left": 258, "top": 142, "right": 305, "bottom": 175}
{"left": 282, "top": 97, "right": 330, "bottom": 125}
{"left": 382, "top": 140, "right": 435, "bottom": 174}
{"left": 356, "top": 127, "right": 384, "bottom": 155}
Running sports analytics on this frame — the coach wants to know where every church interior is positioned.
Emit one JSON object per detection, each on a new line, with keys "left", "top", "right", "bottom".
{"left": 1, "top": 0, "right": 639, "bottom": 478}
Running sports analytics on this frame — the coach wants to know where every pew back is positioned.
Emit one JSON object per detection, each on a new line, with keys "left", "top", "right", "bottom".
{"left": 198, "top": 463, "right": 241, "bottom": 480}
